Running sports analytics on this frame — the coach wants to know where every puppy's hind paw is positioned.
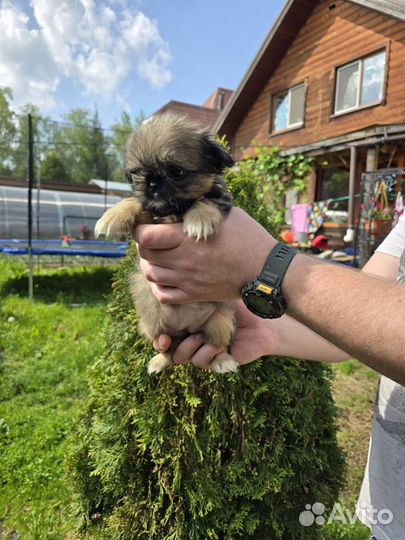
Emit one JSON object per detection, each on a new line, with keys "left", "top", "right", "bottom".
{"left": 211, "top": 352, "right": 239, "bottom": 374}
{"left": 147, "top": 353, "right": 172, "bottom": 375}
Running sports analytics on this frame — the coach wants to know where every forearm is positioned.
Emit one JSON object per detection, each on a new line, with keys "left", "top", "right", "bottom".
{"left": 272, "top": 314, "right": 350, "bottom": 362}
{"left": 135, "top": 210, "right": 405, "bottom": 381}
{"left": 282, "top": 254, "right": 405, "bottom": 384}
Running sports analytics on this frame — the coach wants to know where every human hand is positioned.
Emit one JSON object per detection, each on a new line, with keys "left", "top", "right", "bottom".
{"left": 152, "top": 300, "right": 278, "bottom": 370}
{"left": 135, "top": 207, "right": 276, "bottom": 304}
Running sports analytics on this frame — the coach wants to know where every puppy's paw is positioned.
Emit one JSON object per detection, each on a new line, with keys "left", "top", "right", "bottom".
{"left": 95, "top": 198, "right": 142, "bottom": 238}
{"left": 211, "top": 352, "right": 239, "bottom": 374}
{"left": 148, "top": 353, "right": 172, "bottom": 374}
{"left": 183, "top": 201, "right": 222, "bottom": 241}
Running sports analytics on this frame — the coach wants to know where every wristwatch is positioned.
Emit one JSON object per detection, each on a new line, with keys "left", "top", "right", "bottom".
{"left": 241, "top": 242, "right": 297, "bottom": 319}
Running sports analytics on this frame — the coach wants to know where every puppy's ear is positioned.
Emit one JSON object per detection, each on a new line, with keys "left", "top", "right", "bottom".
{"left": 202, "top": 134, "right": 235, "bottom": 173}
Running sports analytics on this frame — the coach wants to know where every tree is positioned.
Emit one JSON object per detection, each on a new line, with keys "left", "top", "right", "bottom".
{"left": 67, "top": 150, "right": 345, "bottom": 540}
{"left": 0, "top": 87, "right": 145, "bottom": 186}
{"left": 109, "top": 111, "right": 145, "bottom": 182}
{"left": 51, "top": 108, "right": 110, "bottom": 184}
{"left": 0, "top": 87, "right": 17, "bottom": 176}
{"left": 11, "top": 104, "right": 44, "bottom": 179}
{"left": 41, "top": 151, "right": 70, "bottom": 183}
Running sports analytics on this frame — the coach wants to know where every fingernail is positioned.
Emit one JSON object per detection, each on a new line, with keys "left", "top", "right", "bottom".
{"left": 157, "top": 336, "right": 166, "bottom": 349}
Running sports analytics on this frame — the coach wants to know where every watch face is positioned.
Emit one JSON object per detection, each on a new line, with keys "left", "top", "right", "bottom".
{"left": 246, "top": 292, "right": 276, "bottom": 315}
{"left": 243, "top": 288, "right": 284, "bottom": 319}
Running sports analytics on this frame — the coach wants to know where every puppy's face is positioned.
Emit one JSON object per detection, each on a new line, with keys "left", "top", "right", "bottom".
{"left": 125, "top": 113, "right": 234, "bottom": 217}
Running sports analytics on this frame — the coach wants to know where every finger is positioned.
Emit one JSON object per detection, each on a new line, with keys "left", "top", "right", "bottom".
{"left": 139, "top": 259, "right": 177, "bottom": 286}
{"left": 191, "top": 344, "right": 224, "bottom": 370}
{"left": 134, "top": 223, "right": 184, "bottom": 249}
{"left": 153, "top": 284, "right": 191, "bottom": 304}
{"left": 137, "top": 246, "right": 184, "bottom": 270}
{"left": 153, "top": 334, "right": 172, "bottom": 352}
{"left": 172, "top": 334, "right": 205, "bottom": 364}
{"left": 137, "top": 246, "right": 173, "bottom": 267}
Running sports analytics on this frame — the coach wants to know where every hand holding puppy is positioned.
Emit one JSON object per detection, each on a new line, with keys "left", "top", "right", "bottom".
{"left": 135, "top": 207, "right": 276, "bottom": 304}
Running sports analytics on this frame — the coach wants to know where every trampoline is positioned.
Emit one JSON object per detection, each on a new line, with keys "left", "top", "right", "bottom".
{"left": 0, "top": 239, "right": 128, "bottom": 258}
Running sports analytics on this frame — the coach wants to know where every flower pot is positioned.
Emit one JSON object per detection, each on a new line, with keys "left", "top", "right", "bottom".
{"left": 370, "top": 219, "right": 393, "bottom": 237}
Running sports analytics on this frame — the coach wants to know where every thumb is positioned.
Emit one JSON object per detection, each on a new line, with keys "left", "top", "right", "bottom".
{"left": 153, "top": 334, "right": 172, "bottom": 352}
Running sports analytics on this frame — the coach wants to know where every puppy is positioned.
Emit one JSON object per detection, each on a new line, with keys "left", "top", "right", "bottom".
{"left": 95, "top": 113, "right": 238, "bottom": 375}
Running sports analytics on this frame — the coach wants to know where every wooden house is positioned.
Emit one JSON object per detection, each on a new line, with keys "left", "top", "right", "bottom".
{"left": 214, "top": 0, "right": 405, "bottom": 245}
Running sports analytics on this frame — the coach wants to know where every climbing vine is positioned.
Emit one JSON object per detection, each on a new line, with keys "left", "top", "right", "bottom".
{"left": 225, "top": 144, "right": 313, "bottom": 235}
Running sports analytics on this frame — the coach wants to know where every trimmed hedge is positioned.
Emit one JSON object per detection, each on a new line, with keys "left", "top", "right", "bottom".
{"left": 0, "top": 260, "right": 114, "bottom": 304}
{"left": 66, "top": 161, "right": 345, "bottom": 539}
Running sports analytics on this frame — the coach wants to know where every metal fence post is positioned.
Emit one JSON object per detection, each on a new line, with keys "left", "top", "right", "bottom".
{"left": 28, "top": 114, "right": 34, "bottom": 301}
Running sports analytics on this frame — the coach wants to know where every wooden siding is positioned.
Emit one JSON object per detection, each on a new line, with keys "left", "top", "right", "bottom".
{"left": 232, "top": 0, "right": 405, "bottom": 157}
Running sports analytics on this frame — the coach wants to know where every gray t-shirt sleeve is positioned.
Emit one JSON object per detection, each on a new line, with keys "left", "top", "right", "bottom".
{"left": 356, "top": 214, "right": 405, "bottom": 540}
{"left": 375, "top": 213, "right": 405, "bottom": 258}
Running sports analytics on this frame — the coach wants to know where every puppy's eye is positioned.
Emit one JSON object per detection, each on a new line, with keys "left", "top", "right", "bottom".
{"left": 167, "top": 165, "right": 185, "bottom": 179}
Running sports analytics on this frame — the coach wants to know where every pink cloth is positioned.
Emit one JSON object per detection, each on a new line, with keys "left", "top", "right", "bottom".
{"left": 291, "top": 204, "right": 310, "bottom": 234}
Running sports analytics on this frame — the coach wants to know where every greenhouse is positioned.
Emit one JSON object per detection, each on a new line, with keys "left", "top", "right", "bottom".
{"left": 0, "top": 185, "right": 121, "bottom": 240}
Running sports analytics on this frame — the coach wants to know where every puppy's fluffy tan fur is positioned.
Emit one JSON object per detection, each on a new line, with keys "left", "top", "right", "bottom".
{"left": 95, "top": 113, "right": 238, "bottom": 374}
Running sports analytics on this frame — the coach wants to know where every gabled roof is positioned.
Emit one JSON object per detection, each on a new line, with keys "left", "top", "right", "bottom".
{"left": 351, "top": 0, "right": 405, "bottom": 19}
{"left": 214, "top": 0, "right": 405, "bottom": 137}
{"left": 154, "top": 100, "right": 220, "bottom": 129}
{"left": 203, "top": 88, "right": 233, "bottom": 110}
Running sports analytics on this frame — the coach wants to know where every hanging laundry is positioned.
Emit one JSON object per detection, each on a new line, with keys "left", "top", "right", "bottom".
{"left": 394, "top": 191, "right": 404, "bottom": 225}
{"left": 307, "top": 200, "right": 330, "bottom": 234}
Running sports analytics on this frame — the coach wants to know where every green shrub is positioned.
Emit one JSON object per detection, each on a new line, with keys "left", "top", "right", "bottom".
{"left": 0, "top": 259, "right": 115, "bottom": 304}
{"left": 67, "top": 153, "right": 345, "bottom": 539}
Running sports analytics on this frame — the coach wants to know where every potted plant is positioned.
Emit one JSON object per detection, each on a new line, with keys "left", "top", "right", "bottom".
{"left": 367, "top": 203, "right": 394, "bottom": 236}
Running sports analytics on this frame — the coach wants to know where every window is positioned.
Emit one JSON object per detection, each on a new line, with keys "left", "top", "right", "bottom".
{"left": 272, "top": 83, "right": 305, "bottom": 132}
{"left": 318, "top": 167, "right": 349, "bottom": 211}
{"left": 334, "top": 50, "right": 386, "bottom": 115}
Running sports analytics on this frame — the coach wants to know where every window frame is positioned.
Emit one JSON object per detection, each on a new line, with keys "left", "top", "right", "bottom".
{"left": 270, "top": 82, "right": 306, "bottom": 134}
{"left": 332, "top": 48, "right": 388, "bottom": 117}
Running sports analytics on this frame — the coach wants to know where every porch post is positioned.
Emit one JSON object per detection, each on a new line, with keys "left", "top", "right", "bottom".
{"left": 366, "top": 146, "right": 378, "bottom": 173}
{"left": 344, "top": 145, "right": 357, "bottom": 242}
{"left": 358, "top": 146, "right": 379, "bottom": 267}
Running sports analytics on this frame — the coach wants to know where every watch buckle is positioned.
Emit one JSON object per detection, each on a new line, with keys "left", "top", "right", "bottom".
{"left": 257, "top": 283, "right": 273, "bottom": 295}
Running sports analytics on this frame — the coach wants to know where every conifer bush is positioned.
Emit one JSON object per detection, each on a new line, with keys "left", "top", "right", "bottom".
{"left": 67, "top": 159, "right": 345, "bottom": 540}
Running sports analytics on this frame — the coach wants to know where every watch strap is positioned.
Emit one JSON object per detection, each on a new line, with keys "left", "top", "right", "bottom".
{"left": 259, "top": 243, "right": 297, "bottom": 288}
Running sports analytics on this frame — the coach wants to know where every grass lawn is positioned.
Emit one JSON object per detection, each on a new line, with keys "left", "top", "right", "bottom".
{"left": 0, "top": 256, "right": 380, "bottom": 540}
{"left": 319, "top": 360, "right": 379, "bottom": 540}
{"left": 0, "top": 257, "right": 114, "bottom": 539}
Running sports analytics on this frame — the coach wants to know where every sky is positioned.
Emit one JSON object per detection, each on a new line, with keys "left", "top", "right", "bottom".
{"left": 0, "top": 0, "right": 286, "bottom": 128}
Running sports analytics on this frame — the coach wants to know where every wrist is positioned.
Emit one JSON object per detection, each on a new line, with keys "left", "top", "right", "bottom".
{"left": 241, "top": 241, "right": 298, "bottom": 319}
{"left": 242, "top": 236, "right": 278, "bottom": 287}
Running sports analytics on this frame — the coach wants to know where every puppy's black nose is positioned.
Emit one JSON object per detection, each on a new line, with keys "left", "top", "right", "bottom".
{"left": 149, "top": 179, "right": 158, "bottom": 190}
{"left": 147, "top": 174, "right": 162, "bottom": 192}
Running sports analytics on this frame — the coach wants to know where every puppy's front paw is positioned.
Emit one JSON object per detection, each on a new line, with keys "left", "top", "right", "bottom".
{"left": 211, "top": 352, "right": 239, "bottom": 374}
{"left": 95, "top": 198, "right": 142, "bottom": 238}
{"left": 183, "top": 201, "right": 222, "bottom": 241}
{"left": 148, "top": 353, "right": 172, "bottom": 374}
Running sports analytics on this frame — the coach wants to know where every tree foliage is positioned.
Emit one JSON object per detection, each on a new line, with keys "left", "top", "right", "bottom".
{"left": 0, "top": 87, "right": 17, "bottom": 175}
{"left": 0, "top": 87, "right": 144, "bottom": 184}
{"left": 109, "top": 111, "right": 145, "bottom": 182}
{"left": 66, "top": 156, "right": 344, "bottom": 540}
{"left": 41, "top": 151, "right": 70, "bottom": 183}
